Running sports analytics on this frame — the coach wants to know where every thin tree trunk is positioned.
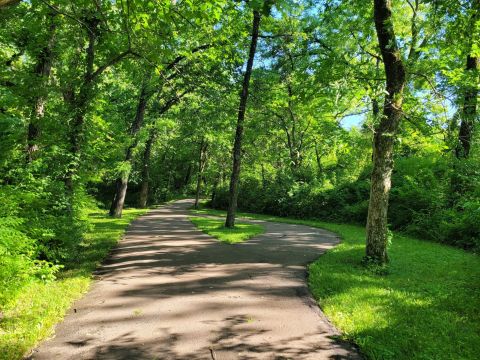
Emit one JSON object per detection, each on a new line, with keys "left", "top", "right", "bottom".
{"left": 138, "top": 128, "right": 156, "bottom": 208}
{"left": 314, "top": 139, "right": 323, "bottom": 178}
{"left": 26, "top": 14, "right": 56, "bottom": 162}
{"left": 225, "top": 10, "right": 261, "bottom": 228}
{"left": 64, "top": 16, "right": 99, "bottom": 194}
{"left": 184, "top": 162, "right": 192, "bottom": 187}
{"left": 194, "top": 139, "right": 208, "bottom": 209}
{"left": 211, "top": 176, "right": 219, "bottom": 204}
{"left": 261, "top": 163, "right": 266, "bottom": 189}
{"left": 110, "top": 75, "right": 150, "bottom": 217}
{"left": 366, "top": 0, "right": 406, "bottom": 264}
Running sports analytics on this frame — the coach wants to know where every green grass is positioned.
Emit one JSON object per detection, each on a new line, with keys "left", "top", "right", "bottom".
{"left": 191, "top": 205, "right": 480, "bottom": 360}
{"left": 0, "top": 207, "right": 147, "bottom": 360}
{"left": 189, "top": 216, "right": 264, "bottom": 244}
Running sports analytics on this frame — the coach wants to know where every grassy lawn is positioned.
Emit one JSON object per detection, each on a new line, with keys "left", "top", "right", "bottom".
{"left": 189, "top": 216, "right": 264, "bottom": 244}
{"left": 191, "top": 205, "right": 480, "bottom": 360}
{"left": 0, "top": 207, "right": 147, "bottom": 360}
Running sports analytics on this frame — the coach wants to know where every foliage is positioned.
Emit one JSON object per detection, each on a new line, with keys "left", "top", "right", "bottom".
{"left": 189, "top": 216, "right": 264, "bottom": 244}
{"left": 0, "top": 207, "right": 146, "bottom": 360}
{"left": 211, "top": 154, "right": 480, "bottom": 251}
{"left": 0, "top": 186, "right": 61, "bottom": 308}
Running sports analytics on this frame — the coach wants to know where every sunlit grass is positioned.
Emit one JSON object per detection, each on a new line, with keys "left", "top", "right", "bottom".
{"left": 189, "top": 216, "right": 264, "bottom": 244}
{"left": 0, "top": 208, "right": 147, "bottom": 360}
{"left": 192, "top": 205, "right": 480, "bottom": 360}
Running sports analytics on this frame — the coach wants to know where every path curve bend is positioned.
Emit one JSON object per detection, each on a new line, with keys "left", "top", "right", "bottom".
{"left": 30, "top": 199, "right": 360, "bottom": 360}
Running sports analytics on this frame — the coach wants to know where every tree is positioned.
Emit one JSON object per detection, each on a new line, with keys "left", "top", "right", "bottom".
{"left": 109, "top": 70, "right": 152, "bottom": 217}
{"left": 455, "top": 0, "right": 480, "bottom": 159}
{"left": 365, "top": 0, "right": 407, "bottom": 263}
{"left": 225, "top": 9, "right": 262, "bottom": 228}
{"left": 194, "top": 137, "right": 208, "bottom": 209}
{"left": 26, "top": 11, "right": 56, "bottom": 162}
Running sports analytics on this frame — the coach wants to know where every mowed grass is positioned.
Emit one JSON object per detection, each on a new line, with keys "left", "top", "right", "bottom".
{"left": 189, "top": 216, "right": 264, "bottom": 244}
{"left": 191, "top": 205, "right": 480, "bottom": 360}
{"left": 0, "top": 208, "right": 147, "bottom": 360}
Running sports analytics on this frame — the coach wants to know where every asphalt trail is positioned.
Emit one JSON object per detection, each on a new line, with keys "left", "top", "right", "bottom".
{"left": 30, "top": 199, "right": 360, "bottom": 360}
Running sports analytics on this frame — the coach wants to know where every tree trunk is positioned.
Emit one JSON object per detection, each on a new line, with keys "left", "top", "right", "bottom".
{"left": 64, "top": 16, "right": 100, "bottom": 194}
{"left": 366, "top": 0, "right": 406, "bottom": 264}
{"left": 211, "top": 176, "right": 219, "bottom": 204}
{"left": 0, "top": 0, "right": 20, "bottom": 8}
{"left": 455, "top": 0, "right": 480, "bottom": 158}
{"left": 194, "top": 139, "right": 208, "bottom": 209}
{"left": 225, "top": 10, "right": 261, "bottom": 228}
{"left": 110, "top": 76, "right": 150, "bottom": 217}
{"left": 26, "top": 14, "right": 56, "bottom": 162}
{"left": 314, "top": 139, "right": 323, "bottom": 179}
{"left": 138, "top": 128, "right": 156, "bottom": 208}
{"left": 110, "top": 177, "right": 128, "bottom": 216}
{"left": 184, "top": 162, "right": 192, "bottom": 187}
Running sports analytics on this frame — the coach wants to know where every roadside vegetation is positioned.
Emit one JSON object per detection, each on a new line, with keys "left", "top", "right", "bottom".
{"left": 0, "top": 208, "right": 146, "bottom": 360}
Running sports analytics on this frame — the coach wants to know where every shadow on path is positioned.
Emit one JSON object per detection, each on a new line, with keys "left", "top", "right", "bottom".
{"left": 29, "top": 199, "right": 360, "bottom": 360}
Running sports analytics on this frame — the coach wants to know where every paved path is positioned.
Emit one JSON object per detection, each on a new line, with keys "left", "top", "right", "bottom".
{"left": 30, "top": 199, "right": 359, "bottom": 360}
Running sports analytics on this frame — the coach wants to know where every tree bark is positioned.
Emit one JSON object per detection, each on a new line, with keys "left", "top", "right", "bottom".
{"left": 314, "top": 139, "right": 323, "bottom": 178}
{"left": 110, "top": 74, "right": 151, "bottom": 217}
{"left": 26, "top": 14, "right": 56, "bottom": 162}
{"left": 194, "top": 139, "right": 208, "bottom": 209}
{"left": 225, "top": 10, "right": 261, "bottom": 228}
{"left": 64, "top": 15, "right": 100, "bottom": 194}
{"left": 455, "top": 0, "right": 480, "bottom": 159}
{"left": 0, "top": 0, "right": 20, "bottom": 8}
{"left": 183, "top": 162, "right": 192, "bottom": 187}
{"left": 211, "top": 175, "right": 219, "bottom": 204}
{"left": 138, "top": 129, "right": 156, "bottom": 208}
{"left": 366, "top": 0, "right": 406, "bottom": 264}
{"left": 63, "top": 13, "right": 132, "bottom": 194}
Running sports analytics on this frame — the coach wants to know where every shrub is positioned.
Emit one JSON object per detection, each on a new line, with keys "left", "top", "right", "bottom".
{"left": 0, "top": 187, "right": 60, "bottom": 308}
{"left": 211, "top": 156, "right": 479, "bottom": 251}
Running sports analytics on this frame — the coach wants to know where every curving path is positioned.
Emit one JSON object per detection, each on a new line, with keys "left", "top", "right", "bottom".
{"left": 29, "top": 199, "right": 360, "bottom": 360}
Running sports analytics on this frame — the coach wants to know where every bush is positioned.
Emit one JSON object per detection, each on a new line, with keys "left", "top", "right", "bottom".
{"left": 211, "top": 156, "right": 480, "bottom": 251}
{"left": 0, "top": 187, "right": 60, "bottom": 308}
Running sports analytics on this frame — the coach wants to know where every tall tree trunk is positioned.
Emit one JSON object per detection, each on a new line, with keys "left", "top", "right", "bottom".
{"left": 225, "top": 10, "right": 261, "bottom": 228}
{"left": 211, "top": 175, "right": 220, "bottom": 204}
{"left": 366, "top": 0, "right": 406, "bottom": 264}
{"left": 455, "top": 0, "right": 480, "bottom": 159}
{"left": 314, "top": 139, "right": 323, "bottom": 179}
{"left": 194, "top": 139, "right": 208, "bottom": 209}
{"left": 184, "top": 162, "right": 192, "bottom": 187}
{"left": 110, "top": 75, "right": 150, "bottom": 217}
{"left": 26, "top": 14, "right": 56, "bottom": 162}
{"left": 138, "top": 128, "right": 156, "bottom": 208}
{"left": 0, "top": 0, "right": 20, "bottom": 8}
{"left": 109, "top": 87, "right": 187, "bottom": 216}
{"left": 64, "top": 16, "right": 100, "bottom": 195}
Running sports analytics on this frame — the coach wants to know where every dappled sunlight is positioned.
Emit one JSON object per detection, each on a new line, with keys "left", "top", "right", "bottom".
{"left": 30, "top": 199, "right": 359, "bottom": 359}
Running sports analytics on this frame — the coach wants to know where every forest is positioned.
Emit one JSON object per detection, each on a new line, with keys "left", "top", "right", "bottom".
{"left": 0, "top": 0, "right": 479, "bottom": 359}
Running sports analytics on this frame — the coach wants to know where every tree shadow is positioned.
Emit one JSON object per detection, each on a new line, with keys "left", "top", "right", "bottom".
{"left": 30, "top": 199, "right": 362, "bottom": 359}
